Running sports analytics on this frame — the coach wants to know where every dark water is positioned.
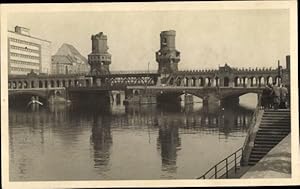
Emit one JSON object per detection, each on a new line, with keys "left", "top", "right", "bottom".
{"left": 9, "top": 94, "right": 257, "bottom": 181}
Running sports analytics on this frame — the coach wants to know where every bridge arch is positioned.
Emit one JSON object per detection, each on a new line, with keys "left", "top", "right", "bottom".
{"left": 9, "top": 90, "right": 48, "bottom": 102}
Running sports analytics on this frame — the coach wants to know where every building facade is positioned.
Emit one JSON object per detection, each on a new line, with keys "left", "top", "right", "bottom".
{"left": 51, "top": 55, "right": 90, "bottom": 75}
{"left": 51, "top": 43, "right": 90, "bottom": 75}
{"left": 8, "top": 26, "right": 52, "bottom": 75}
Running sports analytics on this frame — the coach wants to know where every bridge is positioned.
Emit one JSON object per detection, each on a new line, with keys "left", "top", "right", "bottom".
{"left": 8, "top": 30, "right": 290, "bottom": 106}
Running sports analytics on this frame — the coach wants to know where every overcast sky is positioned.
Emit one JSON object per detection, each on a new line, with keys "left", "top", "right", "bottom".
{"left": 7, "top": 9, "right": 290, "bottom": 71}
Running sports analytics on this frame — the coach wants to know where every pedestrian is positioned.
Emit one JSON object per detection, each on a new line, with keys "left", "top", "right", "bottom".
{"left": 261, "top": 84, "right": 273, "bottom": 109}
{"left": 279, "top": 84, "right": 288, "bottom": 109}
{"left": 271, "top": 82, "right": 280, "bottom": 109}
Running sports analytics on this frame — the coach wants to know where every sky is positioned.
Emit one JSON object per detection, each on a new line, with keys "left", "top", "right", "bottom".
{"left": 7, "top": 9, "right": 290, "bottom": 71}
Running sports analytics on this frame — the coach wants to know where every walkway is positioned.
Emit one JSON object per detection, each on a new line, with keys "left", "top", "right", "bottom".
{"left": 241, "top": 134, "right": 291, "bottom": 178}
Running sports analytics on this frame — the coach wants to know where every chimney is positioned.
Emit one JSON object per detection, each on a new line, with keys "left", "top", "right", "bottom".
{"left": 286, "top": 55, "right": 290, "bottom": 70}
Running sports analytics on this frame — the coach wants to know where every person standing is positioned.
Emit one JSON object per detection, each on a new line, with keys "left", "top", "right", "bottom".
{"left": 262, "top": 84, "right": 273, "bottom": 109}
{"left": 271, "top": 82, "right": 280, "bottom": 109}
{"left": 280, "top": 84, "right": 289, "bottom": 109}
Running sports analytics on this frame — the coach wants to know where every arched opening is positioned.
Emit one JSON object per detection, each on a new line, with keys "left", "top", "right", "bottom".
{"left": 199, "top": 77, "right": 204, "bottom": 87}
{"left": 241, "top": 77, "right": 248, "bottom": 87}
{"left": 224, "top": 77, "right": 229, "bottom": 87}
{"left": 23, "top": 81, "right": 28, "bottom": 88}
{"left": 50, "top": 80, "right": 55, "bottom": 88}
{"left": 134, "top": 90, "right": 139, "bottom": 96}
{"left": 267, "top": 76, "right": 273, "bottom": 85}
{"left": 176, "top": 77, "right": 182, "bottom": 86}
{"left": 258, "top": 77, "right": 265, "bottom": 87}
{"left": 214, "top": 77, "right": 220, "bottom": 87}
{"left": 275, "top": 76, "right": 281, "bottom": 86}
{"left": 234, "top": 77, "right": 240, "bottom": 87}
{"left": 39, "top": 80, "right": 43, "bottom": 88}
{"left": 250, "top": 77, "right": 257, "bottom": 87}
{"left": 31, "top": 81, "right": 35, "bottom": 88}
{"left": 44, "top": 80, "right": 48, "bottom": 88}
{"left": 191, "top": 77, "right": 196, "bottom": 87}
{"left": 9, "top": 93, "right": 47, "bottom": 107}
{"left": 55, "top": 90, "right": 61, "bottom": 96}
{"left": 62, "top": 80, "right": 66, "bottom": 87}
{"left": 239, "top": 93, "right": 258, "bottom": 109}
{"left": 205, "top": 77, "right": 211, "bottom": 87}
{"left": 184, "top": 77, "right": 189, "bottom": 86}
{"left": 12, "top": 81, "right": 17, "bottom": 89}
{"left": 56, "top": 80, "right": 60, "bottom": 87}
{"left": 18, "top": 81, "right": 23, "bottom": 89}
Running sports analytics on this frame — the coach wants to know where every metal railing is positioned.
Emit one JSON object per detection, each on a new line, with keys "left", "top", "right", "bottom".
{"left": 196, "top": 147, "right": 243, "bottom": 179}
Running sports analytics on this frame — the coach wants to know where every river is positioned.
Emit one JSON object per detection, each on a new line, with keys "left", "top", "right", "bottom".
{"left": 9, "top": 94, "right": 257, "bottom": 180}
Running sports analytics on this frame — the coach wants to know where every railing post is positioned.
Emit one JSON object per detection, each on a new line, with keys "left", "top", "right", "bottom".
{"left": 226, "top": 159, "right": 228, "bottom": 178}
{"left": 234, "top": 152, "right": 237, "bottom": 173}
{"left": 215, "top": 166, "right": 217, "bottom": 179}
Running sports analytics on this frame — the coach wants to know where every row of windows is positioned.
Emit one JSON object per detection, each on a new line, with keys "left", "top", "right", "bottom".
{"left": 10, "top": 45, "right": 40, "bottom": 54}
{"left": 89, "top": 55, "right": 111, "bottom": 60}
{"left": 9, "top": 37, "right": 40, "bottom": 48}
{"left": 10, "top": 66, "right": 39, "bottom": 72}
{"left": 10, "top": 59, "right": 40, "bottom": 67}
{"left": 10, "top": 52, "right": 40, "bottom": 60}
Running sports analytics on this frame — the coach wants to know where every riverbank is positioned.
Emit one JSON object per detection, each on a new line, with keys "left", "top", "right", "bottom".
{"left": 241, "top": 133, "right": 291, "bottom": 178}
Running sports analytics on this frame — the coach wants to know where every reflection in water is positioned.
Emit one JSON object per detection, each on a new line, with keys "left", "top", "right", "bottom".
{"left": 157, "top": 122, "right": 181, "bottom": 173}
{"left": 91, "top": 113, "right": 112, "bottom": 171}
{"left": 9, "top": 95, "right": 256, "bottom": 180}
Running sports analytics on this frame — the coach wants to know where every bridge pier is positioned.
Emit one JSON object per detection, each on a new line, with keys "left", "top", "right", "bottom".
{"left": 203, "top": 94, "right": 220, "bottom": 106}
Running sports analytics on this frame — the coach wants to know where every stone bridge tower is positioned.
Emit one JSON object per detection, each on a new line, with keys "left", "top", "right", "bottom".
{"left": 156, "top": 30, "right": 180, "bottom": 75}
{"left": 88, "top": 32, "right": 112, "bottom": 75}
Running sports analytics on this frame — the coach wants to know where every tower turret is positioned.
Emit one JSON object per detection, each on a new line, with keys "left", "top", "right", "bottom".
{"left": 88, "top": 32, "right": 111, "bottom": 75}
{"left": 156, "top": 30, "right": 180, "bottom": 74}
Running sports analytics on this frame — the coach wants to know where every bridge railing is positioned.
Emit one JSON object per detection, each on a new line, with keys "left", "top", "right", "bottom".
{"left": 196, "top": 147, "right": 243, "bottom": 179}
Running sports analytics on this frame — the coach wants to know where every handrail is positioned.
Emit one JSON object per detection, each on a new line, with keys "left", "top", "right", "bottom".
{"left": 240, "top": 94, "right": 263, "bottom": 165}
{"left": 196, "top": 147, "right": 243, "bottom": 179}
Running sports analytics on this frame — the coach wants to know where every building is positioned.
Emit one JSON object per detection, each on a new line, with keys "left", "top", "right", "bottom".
{"left": 8, "top": 26, "right": 52, "bottom": 75}
{"left": 156, "top": 30, "right": 181, "bottom": 74}
{"left": 88, "top": 32, "right": 112, "bottom": 75}
{"left": 51, "top": 43, "right": 90, "bottom": 75}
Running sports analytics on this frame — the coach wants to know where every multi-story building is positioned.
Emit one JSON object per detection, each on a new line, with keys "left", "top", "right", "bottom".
{"left": 8, "top": 26, "right": 52, "bottom": 75}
